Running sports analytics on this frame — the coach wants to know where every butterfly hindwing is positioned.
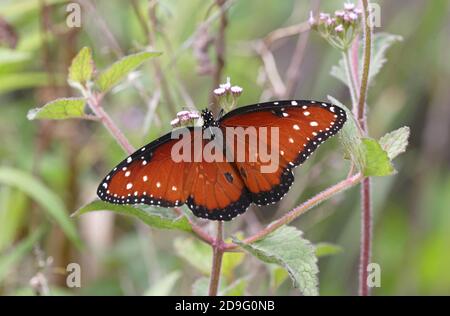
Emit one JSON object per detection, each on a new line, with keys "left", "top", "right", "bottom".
{"left": 219, "top": 100, "right": 346, "bottom": 204}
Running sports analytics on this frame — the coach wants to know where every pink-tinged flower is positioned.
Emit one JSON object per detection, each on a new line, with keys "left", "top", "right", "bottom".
{"left": 172, "top": 110, "right": 200, "bottom": 127}
{"left": 343, "top": 12, "right": 352, "bottom": 22}
{"left": 319, "top": 12, "right": 331, "bottom": 21}
{"left": 214, "top": 87, "right": 227, "bottom": 96}
{"left": 308, "top": 11, "right": 316, "bottom": 26}
{"left": 344, "top": 3, "right": 355, "bottom": 10}
{"left": 335, "top": 24, "right": 344, "bottom": 33}
{"left": 335, "top": 10, "right": 345, "bottom": 17}
{"left": 230, "top": 85, "right": 243, "bottom": 96}
{"left": 170, "top": 117, "right": 181, "bottom": 127}
{"left": 326, "top": 17, "right": 336, "bottom": 26}
{"left": 348, "top": 12, "right": 358, "bottom": 21}
{"left": 176, "top": 110, "right": 191, "bottom": 119}
{"left": 354, "top": 8, "right": 363, "bottom": 15}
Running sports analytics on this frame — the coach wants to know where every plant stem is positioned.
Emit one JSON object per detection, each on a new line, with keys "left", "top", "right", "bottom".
{"left": 87, "top": 93, "right": 135, "bottom": 155}
{"left": 358, "top": 0, "right": 373, "bottom": 296}
{"left": 208, "top": 221, "right": 224, "bottom": 296}
{"left": 359, "top": 177, "right": 372, "bottom": 296}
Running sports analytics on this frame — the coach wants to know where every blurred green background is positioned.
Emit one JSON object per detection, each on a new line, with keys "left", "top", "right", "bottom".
{"left": 0, "top": 0, "right": 449, "bottom": 295}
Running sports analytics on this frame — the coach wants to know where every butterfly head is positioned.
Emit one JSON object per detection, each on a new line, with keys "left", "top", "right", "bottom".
{"left": 201, "top": 109, "right": 217, "bottom": 128}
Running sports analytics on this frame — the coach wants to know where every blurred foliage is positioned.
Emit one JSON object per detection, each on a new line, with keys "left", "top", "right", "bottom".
{"left": 0, "top": 0, "right": 449, "bottom": 296}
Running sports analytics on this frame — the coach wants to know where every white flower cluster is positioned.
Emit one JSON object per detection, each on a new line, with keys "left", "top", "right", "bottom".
{"left": 309, "top": 3, "right": 363, "bottom": 51}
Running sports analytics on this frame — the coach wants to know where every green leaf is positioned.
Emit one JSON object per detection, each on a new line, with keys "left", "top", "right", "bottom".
{"left": 0, "top": 72, "right": 63, "bottom": 94}
{"left": 331, "top": 33, "right": 403, "bottom": 87}
{"left": 27, "top": 98, "right": 87, "bottom": 121}
{"left": 192, "top": 277, "right": 209, "bottom": 296}
{"left": 143, "top": 271, "right": 181, "bottom": 296}
{"left": 315, "top": 242, "right": 343, "bottom": 258}
{"left": 0, "top": 48, "right": 31, "bottom": 67}
{"left": 95, "top": 51, "right": 161, "bottom": 93}
{"left": 0, "top": 226, "right": 46, "bottom": 284}
{"left": 328, "top": 96, "right": 365, "bottom": 171}
{"left": 328, "top": 96, "right": 397, "bottom": 177}
{"left": 361, "top": 138, "right": 395, "bottom": 176}
{"left": 68, "top": 47, "right": 94, "bottom": 86}
{"left": 379, "top": 126, "right": 410, "bottom": 160}
{"left": 74, "top": 200, "right": 192, "bottom": 232}
{"left": 0, "top": 167, "right": 81, "bottom": 247}
{"left": 233, "top": 226, "right": 319, "bottom": 296}
{"left": 0, "top": 188, "right": 28, "bottom": 252}
{"left": 368, "top": 33, "right": 403, "bottom": 83}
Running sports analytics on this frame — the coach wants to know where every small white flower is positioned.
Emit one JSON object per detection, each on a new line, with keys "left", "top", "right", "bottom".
{"left": 354, "top": 8, "right": 363, "bottom": 15}
{"left": 348, "top": 12, "right": 358, "bottom": 21}
{"left": 344, "top": 3, "right": 355, "bottom": 10}
{"left": 319, "top": 13, "right": 330, "bottom": 21}
{"left": 335, "top": 10, "right": 345, "bottom": 17}
{"left": 343, "top": 12, "right": 352, "bottom": 22}
{"left": 230, "top": 86, "right": 243, "bottom": 96}
{"left": 176, "top": 110, "right": 191, "bottom": 119}
{"left": 335, "top": 24, "right": 344, "bottom": 33}
{"left": 170, "top": 118, "right": 180, "bottom": 127}
{"left": 214, "top": 87, "right": 226, "bottom": 96}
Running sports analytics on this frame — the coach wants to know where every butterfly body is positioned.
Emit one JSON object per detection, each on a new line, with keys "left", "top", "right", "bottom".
{"left": 97, "top": 100, "right": 346, "bottom": 221}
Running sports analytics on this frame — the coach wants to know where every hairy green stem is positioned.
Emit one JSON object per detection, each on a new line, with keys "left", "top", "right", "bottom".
{"left": 209, "top": 221, "right": 224, "bottom": 296}
{"left": 358, "top": 0, "right": 373, "bottom": 296}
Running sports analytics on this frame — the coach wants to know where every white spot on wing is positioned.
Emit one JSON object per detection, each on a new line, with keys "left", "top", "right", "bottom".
{"left": 126, "top": 183, "right": 133, "bottom": 190}
{"left": 310, "top": 121, "right": 319, "bottom": 127}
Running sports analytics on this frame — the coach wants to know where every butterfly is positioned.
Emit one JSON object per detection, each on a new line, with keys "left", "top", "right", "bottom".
{"left": 97, "top": 100, "right": 346, "bottom": 221}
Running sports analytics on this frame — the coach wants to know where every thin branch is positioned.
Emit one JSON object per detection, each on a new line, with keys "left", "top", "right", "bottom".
{"left": 208, "top": 221, "right": 224, "bottom": 296}
{"left": 264, "top": 22, "right": 310, "bottom": 48}
{"left": 254, "top": 41, "right": 286, "bottom": 97}
{"left": 86, "top": 93, "right": 135, "bottom": 154}
{"left": 358, "top": 0, "right": 373, "bottom": 297}
{"left": 283, "top": 30, "right": 310, "bottom": 98}
{"left": 283, "top": 0, "right": 320, "bottom": 98}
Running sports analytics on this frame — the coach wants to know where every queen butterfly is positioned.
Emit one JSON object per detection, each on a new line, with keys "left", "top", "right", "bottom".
{"left": 97, "top": 100, "right": 346, "bottom": 221}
